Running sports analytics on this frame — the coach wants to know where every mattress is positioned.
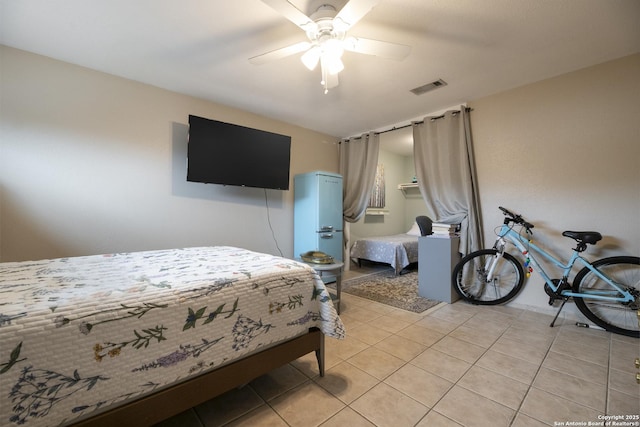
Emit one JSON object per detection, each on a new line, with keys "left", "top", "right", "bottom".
{"left": 0, "top": 246, "right": 345, "bottom": 427}
{"left": 350, "top": 233, "right": 419, "bottom": 274}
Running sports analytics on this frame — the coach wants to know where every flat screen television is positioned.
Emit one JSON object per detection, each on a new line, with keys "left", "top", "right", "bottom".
{"left": 187, "top": 115, "right": 291, "bottom": 190}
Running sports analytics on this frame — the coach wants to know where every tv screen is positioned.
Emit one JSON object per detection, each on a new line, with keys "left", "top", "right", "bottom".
{"left": 187, "top": 115, "right": 291, "bottom": 190}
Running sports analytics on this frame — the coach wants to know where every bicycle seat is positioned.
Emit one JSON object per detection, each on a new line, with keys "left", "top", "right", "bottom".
{"left": 562, "top": 231, "right": 602, "bottom": 245}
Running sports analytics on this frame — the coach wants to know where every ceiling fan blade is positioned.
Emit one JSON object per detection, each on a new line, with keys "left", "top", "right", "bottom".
{"left": 334, "top": 0, "right": 380, "bottom": 30}
{"left": 344, "top": 37, "right": 411, "bottom": 60}
{"left": 249, "top": 41, "right": 312, "bottom": 65}
{"left": 260, "top": 0, "right": 317, "bottom": 32}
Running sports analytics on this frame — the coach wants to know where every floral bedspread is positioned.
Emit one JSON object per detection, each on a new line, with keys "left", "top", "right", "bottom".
{"left": 350, "top": 234, "right": 419, "bottom": 274}
{"left": 0, "top": 246, "right": 345, "bottom": 426}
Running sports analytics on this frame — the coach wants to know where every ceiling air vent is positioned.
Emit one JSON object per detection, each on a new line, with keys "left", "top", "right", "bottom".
{"left": 410, "top": 79, "right": 447, "bottom": 96}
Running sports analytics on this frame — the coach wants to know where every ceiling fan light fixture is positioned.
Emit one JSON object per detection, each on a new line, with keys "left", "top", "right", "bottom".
{"left": 305, "top": 36, "right": 344, "bottom": 92}
{"left": 322, "top": 38, "right": 344, "bottom": 58}
{"left": 301, "top": 47, "right": 320, "bottom": 70}
{"left": 324, "top": 54, "right": 344, "bottom": 75}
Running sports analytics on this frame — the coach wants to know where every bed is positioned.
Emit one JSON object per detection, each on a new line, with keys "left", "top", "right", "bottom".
{"left": 0, "top": 246, "right": 344, "bottom": 427}
{"left": 350, "top": 232, "right": 419, "bottom": 275}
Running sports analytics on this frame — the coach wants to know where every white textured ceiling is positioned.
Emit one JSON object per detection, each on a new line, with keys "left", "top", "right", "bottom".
{"left": 1, "top": 0, "right": 639, "bottom": 141}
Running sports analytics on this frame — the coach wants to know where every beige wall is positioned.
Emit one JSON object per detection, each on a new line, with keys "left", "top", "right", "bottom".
{"left": 469, "top": 53, "right": 640, "bottom": 314}
{"left": 0, "top": 46, "right": 339, "bottom": 261}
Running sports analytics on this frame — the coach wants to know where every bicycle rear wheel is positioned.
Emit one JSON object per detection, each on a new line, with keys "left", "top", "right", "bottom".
{"left": 452, "top": 249, "right": 524, "bottom": 305}
{"left": 573, "top": 256, "right": 640, "bottom": 338}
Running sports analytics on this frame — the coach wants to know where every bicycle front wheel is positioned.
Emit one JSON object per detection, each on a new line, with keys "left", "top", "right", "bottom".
{"left": 573, "top": 256, "right": 640, "bottom": 338}
{"left": 452, "top": 249, "right": 525, "bottom": 305}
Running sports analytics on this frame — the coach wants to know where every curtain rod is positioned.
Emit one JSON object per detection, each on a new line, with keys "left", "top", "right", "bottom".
{"left": 342, "top": 107, "right": 473, "bottom": 140}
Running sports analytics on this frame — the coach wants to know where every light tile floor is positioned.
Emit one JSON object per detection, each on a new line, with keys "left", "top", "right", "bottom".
{"left": 156, "top": 264, "right": 640, "bottom": 427}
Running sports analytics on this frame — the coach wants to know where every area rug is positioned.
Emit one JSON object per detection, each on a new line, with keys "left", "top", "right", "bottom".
{"left": 336, "top": 270, "right": 441, "bottom": 313}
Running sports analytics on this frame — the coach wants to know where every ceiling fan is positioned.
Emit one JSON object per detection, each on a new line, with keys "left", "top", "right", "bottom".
{"left": 250, "top": 0, "right": 411, "bottom": 93}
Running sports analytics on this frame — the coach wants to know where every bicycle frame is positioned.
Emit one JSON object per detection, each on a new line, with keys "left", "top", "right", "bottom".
{"left": 490, "top": 224, "right": 635, "bottom": 303}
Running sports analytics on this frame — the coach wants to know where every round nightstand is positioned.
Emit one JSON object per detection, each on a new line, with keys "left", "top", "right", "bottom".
{"left": 302, "top": 261, "right": 344, "bottom": 314}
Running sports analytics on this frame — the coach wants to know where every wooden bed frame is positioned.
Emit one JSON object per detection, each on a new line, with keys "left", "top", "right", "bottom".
{"left": 73, "top": 328, "right": 324, "bottom": 426}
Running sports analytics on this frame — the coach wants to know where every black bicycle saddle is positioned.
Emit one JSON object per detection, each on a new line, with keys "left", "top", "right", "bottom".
{"left": 562, "top": 231, "right": 602, "bottom": 245}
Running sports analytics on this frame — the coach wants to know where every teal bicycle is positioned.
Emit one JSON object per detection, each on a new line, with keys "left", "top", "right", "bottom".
{"left": 452, "top": 207, "right": 640, "bottom": 337}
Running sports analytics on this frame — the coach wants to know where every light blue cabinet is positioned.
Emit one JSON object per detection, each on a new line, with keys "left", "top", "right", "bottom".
{"left": 293, "top": 171, "right": 343, "bottom": 262}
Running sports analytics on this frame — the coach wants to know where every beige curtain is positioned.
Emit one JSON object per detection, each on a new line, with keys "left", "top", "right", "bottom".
{"left": 339, "top": 132, "right": 380, "bottom": 268}
{"left": 413, "top": 108, "right": 482, "bottom": 255}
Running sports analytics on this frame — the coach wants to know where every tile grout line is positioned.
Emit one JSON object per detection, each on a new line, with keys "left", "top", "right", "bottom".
{"left": 408, "top": 307, "right": 492, "bottom": 427}
{"left": 430, "top": 308, "right": 529, "bottom": 427}
{"left": 505, "top": 314, "right": 560, "bottom": 427}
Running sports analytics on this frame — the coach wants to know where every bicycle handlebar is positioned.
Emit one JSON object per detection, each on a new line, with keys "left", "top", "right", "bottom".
{"left": 498, "top": 206, "right": 535, "bottom": 232}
